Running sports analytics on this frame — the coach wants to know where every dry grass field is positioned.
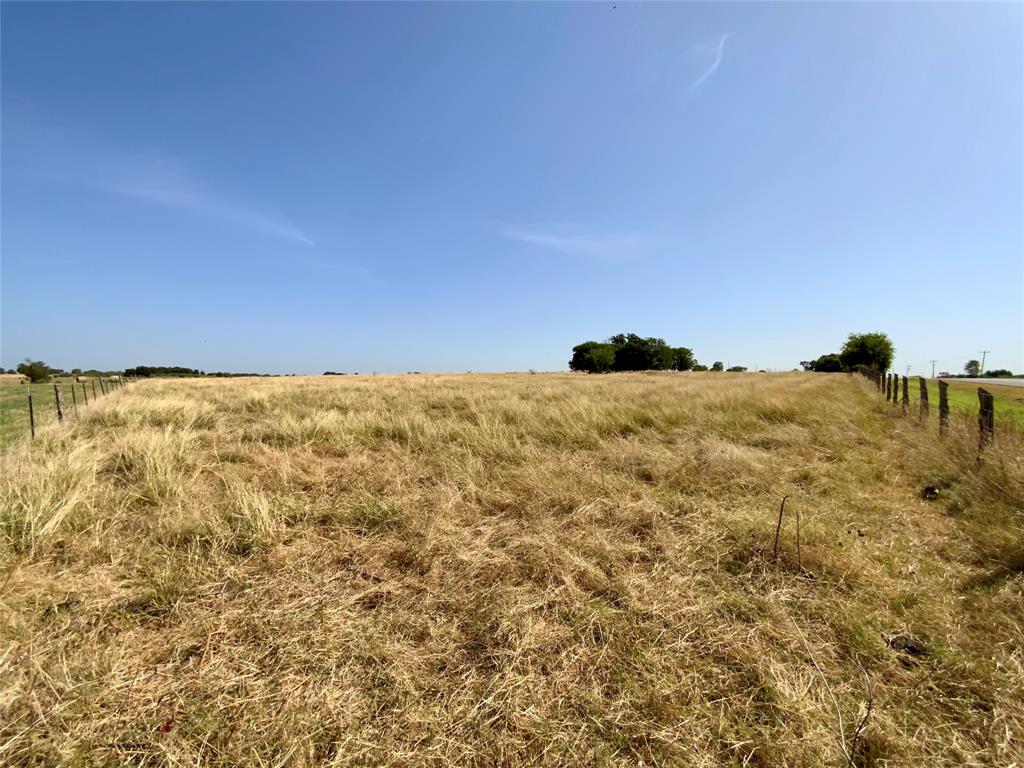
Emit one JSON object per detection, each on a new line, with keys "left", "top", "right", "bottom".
{"left": 1, "top": 372, "right": 1021, "bottom": 767}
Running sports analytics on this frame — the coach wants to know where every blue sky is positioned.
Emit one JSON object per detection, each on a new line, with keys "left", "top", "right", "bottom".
{"left": 2, "top": 2, "right": 1021, "bottom": 374}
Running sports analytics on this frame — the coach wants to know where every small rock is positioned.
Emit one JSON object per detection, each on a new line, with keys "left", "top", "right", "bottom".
{"left": 921, "top": 486, "right": 939, "bottom": 500}
{"left": 886, "top": 633, "right": 927, "bottom": 656}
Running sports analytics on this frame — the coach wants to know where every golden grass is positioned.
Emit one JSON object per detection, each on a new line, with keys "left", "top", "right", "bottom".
{"left": 1, "top": 372, "right": 1021, "bottom": 766}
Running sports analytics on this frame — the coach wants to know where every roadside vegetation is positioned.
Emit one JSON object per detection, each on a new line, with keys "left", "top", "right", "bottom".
{"left": 1, "top": 373, "right": 1021, "bottom": 766}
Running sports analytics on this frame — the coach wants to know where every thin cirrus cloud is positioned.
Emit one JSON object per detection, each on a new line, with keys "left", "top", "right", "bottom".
{"left": 688, "top": 34, "right": 730, "bottom": 92}
{"left": 502, "top": 227, "right": 651, "bottom": 261}
{"left": 98, "top": 161, "right": 315, "bottom": 246}
{"left": 6, "top": 113, "right": 315, "bottom": 247}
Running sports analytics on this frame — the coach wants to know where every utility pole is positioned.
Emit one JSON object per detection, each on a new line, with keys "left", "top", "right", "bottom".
{"left": 979, "top": 351, "right": 990, "bottom": 375}
{"left": 905, "top": 364, "right": 911, "bottom": 377}
{"left": 930, "top": 360, "right": 937, "bottom": 379}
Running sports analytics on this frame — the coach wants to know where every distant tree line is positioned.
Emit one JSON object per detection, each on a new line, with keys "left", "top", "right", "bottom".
{"left": 2, "top": 361, "right": 279, "bottom": 383}
{"left": 570, "top": 333, "right": 737, "bottom": 373}
{"left": 961, "top": 360, "right": 1015, "bottom": 378}
{"left": 124, "top": 365, "right": 272, "bottom": 378}
{"left": 124, "top": 365, "right": 203, "bottom": 377}
{"left": 801, "top": 337, "right": 1018, "bottom": 379}
{"left": 4, "top": 359, "right": 123, "bottom": 383}
{"left": 801, "top": 332, "right": 895, "bottom": 374}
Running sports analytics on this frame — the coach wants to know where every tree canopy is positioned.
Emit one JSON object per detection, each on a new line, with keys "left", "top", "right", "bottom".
{"left": 124, "top": 365, "right": 270, "bottom": 378}
{"left": 801, "top": 354, "right": 843, "bottom": 372}
{"left": 802, "top": 332, "right": 895, "bottom": 374}
{"left": 839, "top": 332, "right": 895, "bottom": 372}
{"left": 569, "top": 334, "right": 697, "bottom": 373}
{"left": 16, "top": 359, "right": 57, "bottom": 383}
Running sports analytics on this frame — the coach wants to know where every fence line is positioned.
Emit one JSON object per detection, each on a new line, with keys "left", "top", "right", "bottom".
{"left": 863, "top": 370, "right": 1005, "bottom": 450}
{"left": 21, "top": 375, "right": 139, "bottom": 441}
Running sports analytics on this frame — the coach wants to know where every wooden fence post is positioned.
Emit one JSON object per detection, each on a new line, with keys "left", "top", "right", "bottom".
{"left": 918, "top": 377, "right": 928, "bottom": 420}
{"left": 27, "top": 388, "right": 35, "bottom": 439}
{"left": 901, "top": 375, "right": 909, "bottom": 411}
{"left": 54, "top": 384, "right": 65, "bottom": 425}
{"left": 92, "top": 380, "right": 98, "bottom": 400}
{"left": 82, "top": 381, "right": 88, "bottom": 405}
{"left": 892, "top": 374, "right": 899, "bottom": 405}
{"left": 99, "top": 378, "right": 106, "bottom": 395}
{"left": 938, "top": 380, "right": 949, "bottom": 434}
{"left": 978, "top": 388, "right": 994, "bottom": 448}
{"left": 71, "top": 382, "right": 78, "bottom": 416}
{"left": 885, "top": 374, "right": 892, "bottom": 402}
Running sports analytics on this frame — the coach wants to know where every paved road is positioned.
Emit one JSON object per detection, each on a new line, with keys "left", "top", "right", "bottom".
{"left": 941, "top": 378, "right": 1024, "bottom": 389}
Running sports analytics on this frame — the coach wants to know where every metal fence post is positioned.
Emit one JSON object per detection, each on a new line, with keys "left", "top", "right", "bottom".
{"left": 27, "top": 388, "right": 35, "bottom": 439}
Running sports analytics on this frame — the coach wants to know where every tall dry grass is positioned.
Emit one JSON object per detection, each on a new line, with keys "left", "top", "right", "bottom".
{"left": 0, "top": 372, "right": 1021, "bottom": 767}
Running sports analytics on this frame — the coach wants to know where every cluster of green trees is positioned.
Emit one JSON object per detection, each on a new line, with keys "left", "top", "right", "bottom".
{"left": 801, "top": 332, "right": 895, "bottom": 374}
{"left": 125, "top": 365, "right": 208, "bottom": 377}
{"left": 2, "top": 360, "right": 279, "bottom": 383}
{"left": 569, "top": 333, "right": 731, "bottom": 373}
{"left": 962, "top": 360, "right": 1015, "bottom": 378}
{"left": 3, "top": 360, "right": 122, "bottom": 383}
{"left": 124, "top": 365, "right": 270, "bottom": 378}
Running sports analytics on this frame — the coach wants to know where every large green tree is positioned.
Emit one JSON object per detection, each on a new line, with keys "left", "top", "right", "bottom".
{"left": 16, "top": 359, "right": 55, "bottom": 383}
{"left": 964, "top": 359, "right": 981, "bottom": 377}
{"left": 838, "top": 332, "right": 895, "bottom": 373}
{"left": 569, "top": 342, "right": 617, "bottom": 373}
{"left": 672, "top": 347, "right": 695, "bottom": 371}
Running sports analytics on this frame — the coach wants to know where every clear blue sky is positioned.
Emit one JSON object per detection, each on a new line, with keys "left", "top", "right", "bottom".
{"left": 2, "top": 2, "right": 1021, "bottom": 374}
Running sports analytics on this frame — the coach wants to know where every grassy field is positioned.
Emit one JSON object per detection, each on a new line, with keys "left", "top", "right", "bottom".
{"left": 936, "top": 379, "right": 1024, "bottom": 426}
{"left": 880, "top": 380, "right": 1024, "bottom": 430}
{"left": 0, "top": 379, "right": 119, "bottom": 450}
{"left": 1, "top": 373, "right": 1021, "bottom": 766}
{"left": 880, "top": 377, "right": 1024, "bottom": 427}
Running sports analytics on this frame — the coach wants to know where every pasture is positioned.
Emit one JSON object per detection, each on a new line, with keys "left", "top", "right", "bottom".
{"left": 932, "top": 378, "right": 1024, "bottom": 426}
{"left": 1, "top": 373, "right": 1021, "bottom": 766}
{"left": 0, "top": 378, "right": 118, "bottom": 451}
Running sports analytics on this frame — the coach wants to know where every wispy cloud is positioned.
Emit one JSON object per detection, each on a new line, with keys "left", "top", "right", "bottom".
{"left": 99, "top": 161, "right": 315, "bottom": 246}
{"left": 502, "top": 227, "right": 650, "bottom": 261}
{"left": 688, "top": 35, "right": 730, "bottom": 92}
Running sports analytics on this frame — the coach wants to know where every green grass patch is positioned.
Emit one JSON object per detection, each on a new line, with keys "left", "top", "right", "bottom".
{"left": 921, "top": 379, "right": 1024, "bottom": 427}
{"left": 0, "top": 380, "right": 123, "bottom": 451}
